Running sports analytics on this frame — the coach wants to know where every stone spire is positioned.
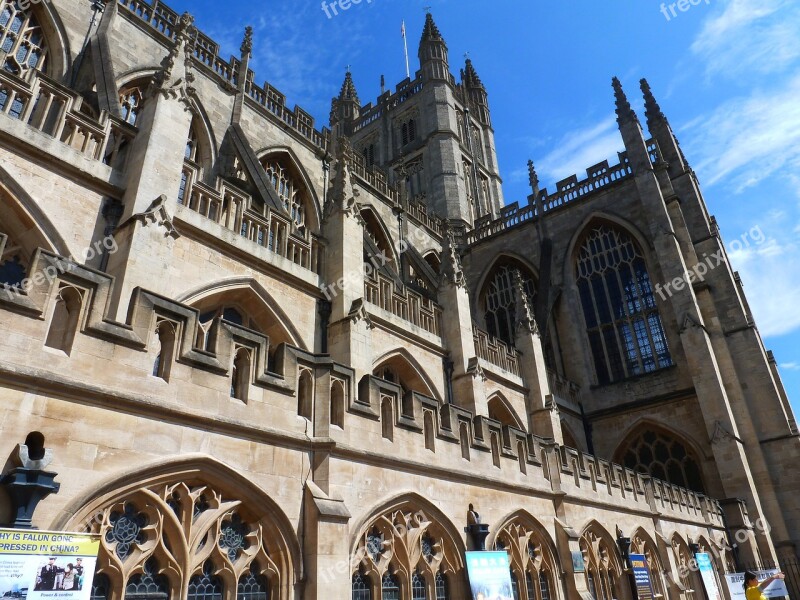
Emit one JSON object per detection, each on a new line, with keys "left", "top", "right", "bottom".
{"left": 420, "top": 12, "right": 444, "bottom": 45}
{"left": 612, "top": 77, "right": 638, "bottom": 125}
{"left": 640, "top": 78, "right": 689, "bottom": 173}
{"left": 240, "top": 25, "right": 253, "bottom": 57}
{"left": 153, "top": 12, "right": 195, "bottom": 100}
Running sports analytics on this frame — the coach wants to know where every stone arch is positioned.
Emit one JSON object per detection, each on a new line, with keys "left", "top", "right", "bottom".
{"left": 360, "top": 205, "right": 399, "bottom": 270}
{"left": 57, "top": 454, "right": 302, "bottom": 600}
{"left": 579, "top": 520, "right": 628, "bottom": 600}
{"left": 486, "top": 391, "right": 524, "bottom": 429}
{"left": 562, "top": 212, "right": 655, "bottom": 285}
{"left": 560, "top": 420, "right": 580, "bottom": 451}
{"left": 350, "top": 493, "right": 467, "bottom": 600}
{"left": 372, "top": 347, "right": 441, "bottom": 401}
{"left": 474, "top": 253, "right": 538, "bottom": 346}
{"left": 612, "top": 419, "right": 707, "bottom": 494}
{"left": 115, "top": 68, "right": 159, "bottom": 127}
{"left": 256, "top": 146, "right": 322, "bottom": 233}
{"left": 185, "top": 97, "right": 218, "bottom": 179}
{"left": 630, "top": 527, "right": 668, "bottom": 598}
{"left": 176, "top": 277, "right": 307, "bottom": 352}
{"left": 670, "top": 533, "right": 705, "bottom": 598}
{"left": 0, "top": 165, "right": 72, "bottom": 259}
{"left": 489, "top": 510, "right": 563, "bottom": 600}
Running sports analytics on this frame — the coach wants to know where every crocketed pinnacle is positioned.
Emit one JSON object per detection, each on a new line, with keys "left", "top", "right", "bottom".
{"left": 338, "top": 70, "right": 359, "bottom": 104}
{"left": 640, "top": 78, "right": 665, "bottom": 124}
{"left": 420, "top": 13, "right": 445, "bottom": 45}
{"left": 612, "top": 77, "right": 637, "bottom": 124}
{"left": 463, "top": 58, "right": 484, "bottom": 89}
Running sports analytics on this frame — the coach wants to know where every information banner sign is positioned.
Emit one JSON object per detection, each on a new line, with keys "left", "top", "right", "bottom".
{"left": 724, "top": 569, "right": 789, "bottom": 599}
{"left": 629, "top": 553, "right": 654, "bottom": 600}
{"left": 466, "top": 551, "right": 515, "bottom": 600}
{"left": 695, "top": 552, "right": 724, "bottom": 600}
{"left": 0, "top": 529, "right": 101, "bottom": 600}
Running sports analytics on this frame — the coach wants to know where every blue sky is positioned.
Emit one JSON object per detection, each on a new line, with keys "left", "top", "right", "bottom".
{"left": 163, "top": 0, "right": 800, "bottom": 416}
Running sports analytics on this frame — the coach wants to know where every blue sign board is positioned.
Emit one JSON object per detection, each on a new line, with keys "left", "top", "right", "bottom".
{"left": 465, "top": 551, "right": 515, "bottom": 600}
{"left": 629, "top": 553, "right": 654, "bottom": 600}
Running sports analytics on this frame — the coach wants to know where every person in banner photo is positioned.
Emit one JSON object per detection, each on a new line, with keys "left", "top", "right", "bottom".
{"left": 743, "top": 570, "right": 786, "bottom": 600}
{"left": 34, "top": 558, "right": 62, "bottom": 591}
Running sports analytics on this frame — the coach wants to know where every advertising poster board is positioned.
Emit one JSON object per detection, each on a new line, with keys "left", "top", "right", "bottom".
{"left": 0, "top": 529, "right": 101, "bottom": 600}
{"left": 695, "top": 553, "right": 723, "bottom": 600}
{"left": 724, "top": 569, "right": 790, "bottom": 599}
{"left": 629, "top": 553, "right": 654, "bottom": 600}
{"left": 466, "top": 551, "right": 515, "bottom": 600}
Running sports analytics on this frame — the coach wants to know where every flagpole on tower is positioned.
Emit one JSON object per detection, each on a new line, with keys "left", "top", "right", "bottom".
{"left": 401, "top": 20, "right": 410, "bottom": 79}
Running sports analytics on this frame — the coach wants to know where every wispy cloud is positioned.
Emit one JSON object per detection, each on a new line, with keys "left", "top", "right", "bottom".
{"left": 780, "top": 362, "right": 800, "bottom": 371}
{"left": 691, "top": 0, "right": 800, "bottom": 78}
{"left": 681, "top": 74, "right": 800, "bottom": 192}
{"left": 534, "top": 117, "right": 623, "bottom": 188}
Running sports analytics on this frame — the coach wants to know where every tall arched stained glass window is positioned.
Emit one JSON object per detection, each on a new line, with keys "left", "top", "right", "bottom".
{"left": 434, "top": 572, "right": 448, "bottom": 600}
{"left": 621, "top": 428, "right": 706, "bottom": 493}
{"left": 575, "top": 224, "right": 672, "bottom": 384}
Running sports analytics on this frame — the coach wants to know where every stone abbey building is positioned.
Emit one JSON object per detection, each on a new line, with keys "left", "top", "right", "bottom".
{"left": 0, "top": 1, "right": 798, "bottom": 599}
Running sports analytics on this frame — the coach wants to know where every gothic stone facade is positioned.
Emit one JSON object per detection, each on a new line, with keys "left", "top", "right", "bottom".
{"left": 0, "top": 1, "right": 798, "bottom": 600}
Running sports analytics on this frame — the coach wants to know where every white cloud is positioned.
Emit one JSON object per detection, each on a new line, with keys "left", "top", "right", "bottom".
{"left": 780, "top": 362, "right": 800, "bottom": 371}
{"left": 681, "top": 74, "right": 800, "bottom": 191}
{"left": 535, "top": 117, "right": 623, "bottom": 189}
{"left": 691, "top": 0, "right": 800, "bottom": 78}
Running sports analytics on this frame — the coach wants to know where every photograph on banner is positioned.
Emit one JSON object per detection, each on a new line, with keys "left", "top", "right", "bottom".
{"left": 695, "top": 553, "right": 723, "bottom": 600}
{"left": 0, "top": 529, "right": 100, "bottom": 600}
{"left": 466, "top": 551, "right": 515, "bottom": 600}
{"left": 724, "top": 569, "right": 790, "bottom": 599}
{"left": 629, "top": 553, "right": 654, "bottom": 600}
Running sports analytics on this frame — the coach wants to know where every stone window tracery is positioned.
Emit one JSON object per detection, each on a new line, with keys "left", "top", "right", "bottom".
{"left": 0, "top": 0, "right": 48, "bottom": 75}
{"left": 82, "top": 480, "right": 286, "bottom": 600}
{"left": 120, "top": 86, "right": 145, "bottom": 126}
{"left": 262, "top": 158, "right": 306, "bottom": 230}
{"left": 493, "top": 519, "right": 558, "bottom": 600}
{"left": 621, "top": 428, "right": 705, "bottom": 493}
{"left": 353, "top": 507, "right": 460, "bottom": 600}
{"left": 575, "top": 224, "right": 672, "bottom": 384}
{"left": 0, "top": 230, "right": 28, "bottom": 288}
{"left": 483, "top": 264, "right": 536, "bottom": 346}
{"left": 631, "top": 533, "right": 665, "bottom": 598}
{"left": 580, "top": 529, "right": 622, "bottom": 600}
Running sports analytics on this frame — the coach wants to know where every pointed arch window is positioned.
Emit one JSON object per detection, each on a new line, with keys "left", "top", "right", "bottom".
{"left": 621, "top": 428, "right": 705, "bottom": 493}
{"left": 0, "top": 0, "right": 48, "bottom": 75}
{"left": 411, "top": 571, "right": 427, "bottom": 600}
{"left": 90, "top": 574, "right": 110, "bottom": 600}
{"left": 120, "top": 86, "right": 145, "bottom": 126}
{"left": 575, "top": 224, "right": 672, "bottom": 384}
{"left": 434, "top": 572, "right": 448, "bottom": 600}
{"left": 483, "top": 264, "right": 536, "bottom": 346}
{"left": 262, "top": 157, "right": 306, "bottom": 230}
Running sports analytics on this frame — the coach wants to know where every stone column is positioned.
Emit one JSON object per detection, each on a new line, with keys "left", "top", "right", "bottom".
{"left": 303, "top": 481, "right": 352, "bottom": 600}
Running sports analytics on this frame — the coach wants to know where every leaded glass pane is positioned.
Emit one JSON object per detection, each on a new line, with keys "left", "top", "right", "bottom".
{"left": 411, "top": 571, "right": 426, "bottom": 600}
{"left": 0, "top": 1, "right": 47, "bottom": 74}
{"left": 219, "top": 513, "right": 249, "bottom": 561}
{"left": 622, "top": 429, "right": 705, "bottom": 493}
{"left": 381, "top": 572, "right": 400, "bottom": 600}
{"left": 90, "top": 574, "right": 110, "bottom": 600}
{"left": 434, "top": 572, "right": 448, "bottom": 600}
{"left": 125, "top": 559, "right": 168, "bottom": 600}
{"left": 352, "top": 572, "right": 371, "bottom": 600}
{"left": 540, "top": 572, "right": 551, "bottom": 600}
{"left": 187, "top": 562, "right": 222, "bottom": 600}
{"left": 483, "top": 264, "right": 536, "bottom": 346}
{"left": 237, "top": 565, "right": 268, "bottom": 600}
{"left": 106, "top": 503, "right": 147, "bottom": 561}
